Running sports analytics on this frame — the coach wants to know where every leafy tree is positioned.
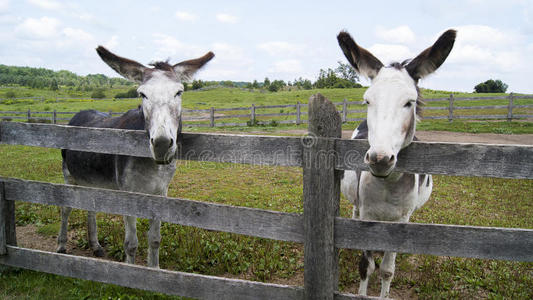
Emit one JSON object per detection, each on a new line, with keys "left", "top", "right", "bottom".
{"left": 252, "top": 80, "right": 259, "bottom": 89}
{"left": 114, "top": 88, "right": 138, "bottom": 99}
{"left": 268, "top": 80, "right": 286, "bottom": 92}
{"left": 474, "top": 79, "right": 508, "bottom": 93}
{"left": 335, "top": 61, "right": 359, "bottom": 83}
{"left": 91, "top": 89, "right": 106, "bottom": 99}
{"left": 192, "top": 79, "right": 204, "bottom": 90}
{"left": 263, "top": 77, "right": 271, "bottom": 90}
{"left": 50, "top": 79, "right": 59, "bottom": 91}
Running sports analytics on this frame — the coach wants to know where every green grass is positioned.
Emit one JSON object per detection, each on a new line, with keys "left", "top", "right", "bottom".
{"left": 0, "top": 143, "right": 532, "bottom": 299}
{"left": 2, "top": 86, "right": 532, "bottom": 134}
{"left": 0, "top": 86, "right": 532, "bottom": 298}
{"left": 0, "top": 268, "right": 185, "bottom": 300}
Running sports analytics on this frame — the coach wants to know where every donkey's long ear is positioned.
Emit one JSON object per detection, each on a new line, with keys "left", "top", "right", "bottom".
{"left": 406, "top": 29, "right": 456, "bottom": 81}
{"left": 96, "top": 46, "right": 147, "bottom": 83}
{"left": 337, "top": 31, "right": 383, "bottom": 80}
{"left": 173, "top": 51, "right": 215, "bottom": 82}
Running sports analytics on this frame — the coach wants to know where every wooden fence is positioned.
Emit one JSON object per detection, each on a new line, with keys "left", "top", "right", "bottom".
{"left": 1, "top": 94, "right": 532, "bottom": 127}
{"left": 1, "top": 94, "right": 532, "bottom": 299}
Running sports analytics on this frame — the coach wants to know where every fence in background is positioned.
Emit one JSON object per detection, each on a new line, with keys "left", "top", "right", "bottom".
{"left": 1, "top": 94, "right": 532, "bottom": 127}
{"left": 1, "top": 94, "right": 532, "bottom": 299}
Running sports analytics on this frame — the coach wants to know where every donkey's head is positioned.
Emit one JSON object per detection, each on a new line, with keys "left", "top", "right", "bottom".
{"left": 96, "top": 46, "right": 214, "bottom": 164}
{"left": 338, "top": 29, "right": 456, "bottom": 177}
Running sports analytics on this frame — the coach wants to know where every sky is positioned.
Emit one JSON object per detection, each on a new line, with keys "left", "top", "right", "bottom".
{"left": 1, "top": 0, "right": 533, "bottom": 93}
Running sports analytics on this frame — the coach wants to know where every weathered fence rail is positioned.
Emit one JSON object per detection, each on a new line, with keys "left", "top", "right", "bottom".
{"left": 1, "top": 94, "right": 532, "bottom": 126}
{"left": 1, "top": 94, "right": 532, "bottom": 299}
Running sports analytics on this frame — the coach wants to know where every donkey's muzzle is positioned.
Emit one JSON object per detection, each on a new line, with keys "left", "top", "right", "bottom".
{"left": 151, "top": 136, "right": 175, "bottom": 164}
{"left": 365, "top": 151, "right": 396, "bottom": 177}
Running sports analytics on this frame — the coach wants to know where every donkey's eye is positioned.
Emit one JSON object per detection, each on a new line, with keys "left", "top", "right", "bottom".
{"left": 363, "top": 100, "right": 369, "bottom": 105}
{"left": 404, "top": 101, "right": 413, "bottom": 108}
{"left": 175, "top": 91, "right": 183, "bottom": 97}
{"left": 139, "top": 92, "right": 147, "bottom": 99}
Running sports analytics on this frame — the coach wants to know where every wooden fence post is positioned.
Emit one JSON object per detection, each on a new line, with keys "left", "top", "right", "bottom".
{"left": 27, "top": 109, "right": 31, "bottom": 122}
{"left": 53, "top": 110, "right": 57, "bottom": 124}
{"left": 342, "top": 98, "right": 348, "bottom": 123}
{"left": 448, "top": 94, "right": 454, "bottom": 122}
{"left": 296, "top": 102, "right": 301, "bottom": 125}
{"left": 303, "top": 93, "right": 341, "bottom": 300}
{"left": 507, "top": 92, "right": 514, "bottom": 122}
{"left": 210, "top": 107, "right": 215, "bottom": 127}
{"left": 0, "top": 181, "right": 15, "bottom": 249}
{"left": 0, "top": 182, "right": 6, "bottom": 255}
{"left": 251, "top": 104, "right": 256, "bottom": 125}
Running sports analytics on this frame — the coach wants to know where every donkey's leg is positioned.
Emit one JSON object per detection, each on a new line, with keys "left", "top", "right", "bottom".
{"left": 87, "top": 211, "right": 104, "bottom": 257}
{"left": 57, "top": 206, "right": 72, "bottom": 253}
{"left": 358, "top": 250, "right": 376, "bottom": 295}
{"left": 379, "top": 251, "right": 397, "bottom": 298}
{"left": 147, "top": 218, "right": 161, "bottom": 268}
{"left": 123, "top": 215, "right": 138, "bottom": 264}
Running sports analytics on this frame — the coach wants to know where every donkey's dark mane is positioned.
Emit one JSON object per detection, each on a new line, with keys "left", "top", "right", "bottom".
{"left": 387, "top": 61, "right": 424, "bottom": 118}
{"left": 148, "top": 60, "right": 174, "bottom": 71}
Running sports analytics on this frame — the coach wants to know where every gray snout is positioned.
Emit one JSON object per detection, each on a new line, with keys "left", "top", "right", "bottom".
{"left": 151, "top": 136, "right": 175, "bottom": 164}
{"left": 364, "top": 151, "right": 396, "bottom": 177}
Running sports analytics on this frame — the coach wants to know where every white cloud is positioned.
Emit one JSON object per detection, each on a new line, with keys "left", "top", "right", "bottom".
{"left": 27, "top": 0, "right": 62, "bottom": 10}
{"left": 257, "top": 41, "right": 307, "bottom": 57}
{"left": 268, "top": 59, "right": 303, "bottom": 73}
{"left": 216, "top": 13, "right": 238, "bottom": 24}
{"left": 375, "top": 25, "right": 415, "bottom": 44}
{"left": 104, "top": 35, "right": 119, "bottom": 49}
{"left": 152, "top": 34, "right": 206, "bottom": 62}
{"left": 15, "top": 17, "right": 61, "bottom": 39}
{"left": 62, "top": 27, "right": 93, "bottom": 41}
{"left": 446, "top": 25, "right": 527, "bottom": 72}
{"left": 0, "top": 0, "right": 9, "bottom": 13}
{"left": 175, "top": 11, "right": 197, "bottom": 21}
{"left": 367, "top": 44, "right": 413, "bottom": 64}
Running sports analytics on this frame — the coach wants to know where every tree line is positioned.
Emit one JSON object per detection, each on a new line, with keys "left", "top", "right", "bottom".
{"left": 1, "top": 63, "right": 510, "bottom": 97}
{"left": 0, "top": 64, "right": 133, "bottom": 91}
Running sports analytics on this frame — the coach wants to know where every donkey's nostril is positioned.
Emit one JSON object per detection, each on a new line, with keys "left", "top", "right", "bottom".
{"left": 169, "top": 138, "right": 174, "bottom": 148}
{"left": 150, "top": 138, "right": 154, "bottom": 145}
{"left": 389, "top": 155, "right": 395, "bottom": 163}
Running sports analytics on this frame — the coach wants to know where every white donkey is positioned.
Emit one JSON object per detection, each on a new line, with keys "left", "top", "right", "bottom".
{"left": 57, "top": 46, "right": 214, "bottom": 268}
{"left": 338, "top": 29, "right": 456, "bottom": 297}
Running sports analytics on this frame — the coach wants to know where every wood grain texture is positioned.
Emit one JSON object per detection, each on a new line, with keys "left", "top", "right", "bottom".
{"left": 0, "top": 246, "right": 377, "bottom": 300}
{"left": 1, "top": 177, "right": 303, "bottom": 243}
{"left": 303, "top": 93, "right": 342, "bottom": 300}
{"left": 0, "top": 121, "right": 151, "bottom": 157}
{"left": 1, "top": 122, "right": 532, "bottom": 179}
{"left": 335, "top": 217, "right": 533, "bottom": 262}
{"left": 178, "top": 132, "right": 304, "bottom": 167}
{"left": 1, "top": 246, "right": 302, "bottom": 300}
{"left": 335, "top": 139, "right": 533, "bottom": 179}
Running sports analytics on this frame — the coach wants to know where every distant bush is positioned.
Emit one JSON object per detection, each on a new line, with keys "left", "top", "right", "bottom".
{"left": 91, "top": 89, "right": 106, "bottom": 99}
{"left": 474, "top": 79, "right": 508, "bottom": 93}
{"left": 27, "top": 118, "right": 51, "bottom": 124}
{"left": 4, "top": 90, "right": 16, "bottom": 98}
{"left": 114, "top": 88, "right": 138, "bottom": 99}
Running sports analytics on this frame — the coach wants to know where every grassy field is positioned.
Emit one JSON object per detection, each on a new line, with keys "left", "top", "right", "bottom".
{"left": 1, "top": 85, "right": 532, "bottom": 298}
{"left": 0, "top": 140, "right": 532, "bottom": 299}
{"left": 1, "top": 86, "right": 533, "bottom": 134}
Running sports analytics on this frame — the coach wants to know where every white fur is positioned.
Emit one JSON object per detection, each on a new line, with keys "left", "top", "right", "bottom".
{"left": 363, "top": 67, "right": 418, "bottom": 171}
{"left": 341, "top": 67, "right": 433, "bottom": 298}
{"left": 138, "top": 72, "right": 183, "bottom": 161}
